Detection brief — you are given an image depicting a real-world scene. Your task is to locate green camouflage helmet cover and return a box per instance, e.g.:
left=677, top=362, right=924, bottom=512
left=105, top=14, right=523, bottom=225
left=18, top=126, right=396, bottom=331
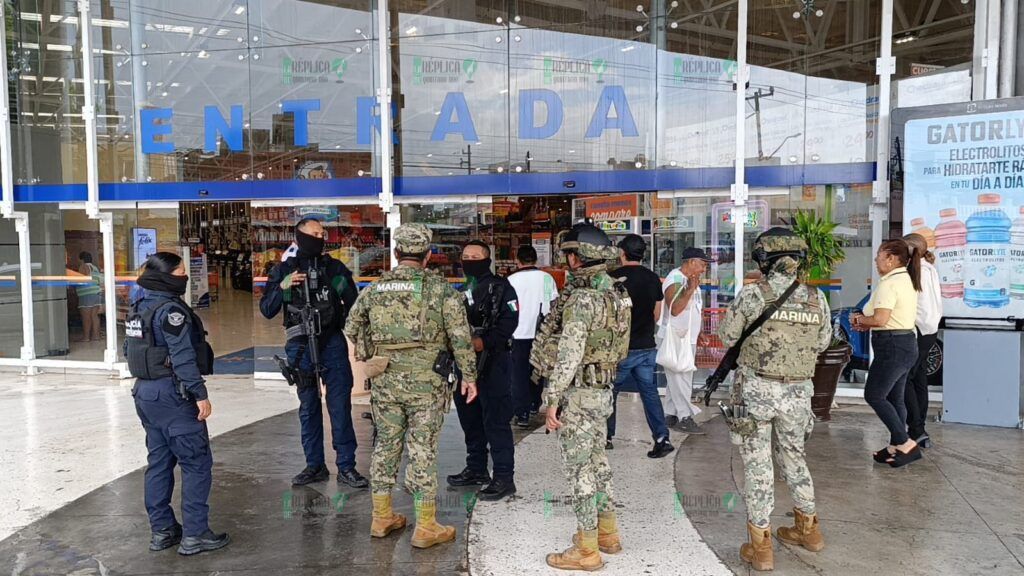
left=753, top=227, right=807, bottom=260
left=560, top=222, right=615, bottom=262
left=394, top=223, right=432, bottom=253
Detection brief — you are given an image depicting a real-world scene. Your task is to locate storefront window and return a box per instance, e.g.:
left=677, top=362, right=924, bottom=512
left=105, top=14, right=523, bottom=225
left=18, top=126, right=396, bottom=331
left=399, top=202, right=487, bottom=279
left=252, top=204, right=389, bottom=373
left=25, top=206, right=104, bottom=360
left=110, top=205, right=183, bottom=361
left=658, top=0, right=738, bottom=169
left=747, top=0, right=879, bottom=166
left=0, top=218, right=25, bottom=359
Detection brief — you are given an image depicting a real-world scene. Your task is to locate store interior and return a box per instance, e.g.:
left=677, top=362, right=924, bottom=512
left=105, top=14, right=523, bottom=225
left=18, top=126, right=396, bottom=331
left=8, top=186, right=872, bottom=376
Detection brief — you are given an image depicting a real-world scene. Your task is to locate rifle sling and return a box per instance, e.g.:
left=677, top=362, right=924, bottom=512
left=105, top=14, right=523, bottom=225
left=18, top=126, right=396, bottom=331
left=732, top=279, right=802, bottom=354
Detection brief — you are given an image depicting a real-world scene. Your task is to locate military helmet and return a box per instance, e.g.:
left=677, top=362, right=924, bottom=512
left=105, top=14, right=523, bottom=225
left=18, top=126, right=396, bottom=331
left=394, top=223, right=432, bottom=254
left=752, top=227, right=807, bottom=268
left=561, top=221, right=615, bottom=262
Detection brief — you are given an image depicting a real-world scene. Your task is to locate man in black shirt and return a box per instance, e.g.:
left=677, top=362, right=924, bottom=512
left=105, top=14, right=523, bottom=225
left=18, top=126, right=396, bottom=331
left=606, top=235, right=673, bottom=459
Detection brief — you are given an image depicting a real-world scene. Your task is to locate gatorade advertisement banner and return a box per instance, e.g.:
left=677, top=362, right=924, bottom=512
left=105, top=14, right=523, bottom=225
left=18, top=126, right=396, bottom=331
left=897, top=99, right=1024, bottom=319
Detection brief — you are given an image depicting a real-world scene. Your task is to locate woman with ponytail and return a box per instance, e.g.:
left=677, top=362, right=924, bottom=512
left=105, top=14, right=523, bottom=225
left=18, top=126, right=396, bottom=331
left=851, top=239, right=922, bottom=468
left=902, top=233, right=942, bottom=448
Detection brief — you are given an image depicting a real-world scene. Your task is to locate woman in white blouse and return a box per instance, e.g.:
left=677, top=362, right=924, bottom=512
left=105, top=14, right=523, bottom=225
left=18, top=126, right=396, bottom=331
left=902, top=233, right=942, bottom=448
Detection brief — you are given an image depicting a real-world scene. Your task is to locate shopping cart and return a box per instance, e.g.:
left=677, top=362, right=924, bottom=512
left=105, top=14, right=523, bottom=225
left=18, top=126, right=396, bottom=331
left=696, top=308, right=728, bottom=369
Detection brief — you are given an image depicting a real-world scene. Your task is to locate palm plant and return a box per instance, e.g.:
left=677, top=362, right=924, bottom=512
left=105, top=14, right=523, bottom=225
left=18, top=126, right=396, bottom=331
left=791, top=209, right=845, bottom=281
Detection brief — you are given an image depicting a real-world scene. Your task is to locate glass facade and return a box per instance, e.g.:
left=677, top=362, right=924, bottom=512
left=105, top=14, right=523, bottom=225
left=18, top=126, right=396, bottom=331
left=0, top=0, right=996, bottom=374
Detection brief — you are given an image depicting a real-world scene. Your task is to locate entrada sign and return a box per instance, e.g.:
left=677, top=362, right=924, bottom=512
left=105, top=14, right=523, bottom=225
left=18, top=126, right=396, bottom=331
left=140, top=86, right=639, bottom=154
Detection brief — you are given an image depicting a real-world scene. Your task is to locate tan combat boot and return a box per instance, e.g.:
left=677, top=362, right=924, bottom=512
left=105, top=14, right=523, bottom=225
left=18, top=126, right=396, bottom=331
left=776, top=508, right=824, bottom=552
left=369, top=494, right=407, bottom=538
left=739, top=522, right=774, bottom=571
left=410, top=497, right=456, bottom=549
left=572, top=511, right=622, bottom=554
left=547, top=530, right=605, bottom=571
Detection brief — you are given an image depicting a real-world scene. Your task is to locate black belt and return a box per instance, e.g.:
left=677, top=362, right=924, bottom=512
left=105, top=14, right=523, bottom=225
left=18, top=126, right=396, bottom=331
left=872, top=330, right=915, bottom=337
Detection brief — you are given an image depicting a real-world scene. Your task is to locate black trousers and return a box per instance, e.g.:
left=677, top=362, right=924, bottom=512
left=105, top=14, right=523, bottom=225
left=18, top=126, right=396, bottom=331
left=905, top=331, right=938, bottom=439
left=454, top=349, right=515, bottom=480
left=864, top=331, right=918, bottom=446
left=511, top=339, right=537, bottom=419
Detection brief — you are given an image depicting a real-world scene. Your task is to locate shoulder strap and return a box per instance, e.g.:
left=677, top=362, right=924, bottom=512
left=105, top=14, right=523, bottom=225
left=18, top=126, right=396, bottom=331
left=734, top=279, right=801, bottom=347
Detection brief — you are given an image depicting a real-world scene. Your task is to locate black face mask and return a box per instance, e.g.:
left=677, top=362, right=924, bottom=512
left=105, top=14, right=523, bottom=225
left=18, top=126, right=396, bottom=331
left=138, top=271, right=189, bottom=296
left=296, top=230, right=325, bottom=258
left=462, top=258, right=492, bottom=278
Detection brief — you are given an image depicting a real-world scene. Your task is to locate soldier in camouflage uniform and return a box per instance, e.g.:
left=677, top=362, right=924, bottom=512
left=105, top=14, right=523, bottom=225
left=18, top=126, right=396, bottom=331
left=344, top=224, right=479, bottom=549
left=717, top=227, right=832, bottom=572
left=542, top=222, right=632, bottom=572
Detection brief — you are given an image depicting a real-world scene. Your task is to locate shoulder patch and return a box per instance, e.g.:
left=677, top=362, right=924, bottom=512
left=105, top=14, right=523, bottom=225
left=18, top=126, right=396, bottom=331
left=162, top=307, right=190, bottom=337
left=168, top=312, right=186, bottom=327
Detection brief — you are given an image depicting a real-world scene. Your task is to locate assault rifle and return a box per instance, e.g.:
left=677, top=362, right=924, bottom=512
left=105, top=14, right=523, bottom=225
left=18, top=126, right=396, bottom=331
left=696, top=279, right=801, bottom=406
left=274, top=261, right=323, bottom=390
left=473, top=282, right=506, bottom=376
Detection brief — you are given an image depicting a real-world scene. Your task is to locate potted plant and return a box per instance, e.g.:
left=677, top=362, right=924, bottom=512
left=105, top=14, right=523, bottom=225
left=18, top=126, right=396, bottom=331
left=791, top=210, right=851, bottom=421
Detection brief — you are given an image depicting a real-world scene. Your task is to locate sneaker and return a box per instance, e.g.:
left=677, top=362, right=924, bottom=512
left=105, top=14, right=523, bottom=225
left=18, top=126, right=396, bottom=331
left=292, top=464, right=329, bottom=486
left=605, top=440, right=614, bottom=450
left=665, top=415, right=679, bottom=427
left=676, top=417, right=705, bottom=435
left=647, top=438, right=675, bottom=459
left=514, top=415, right=532, bottom=429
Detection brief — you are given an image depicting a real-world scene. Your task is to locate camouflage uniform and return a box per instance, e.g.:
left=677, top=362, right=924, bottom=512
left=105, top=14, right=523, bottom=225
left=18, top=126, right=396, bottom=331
left=545, top=248, right=631, bottom=533
left=717, top=254, right=831, bottom=528
left=344, top=225, right=477, bottom=502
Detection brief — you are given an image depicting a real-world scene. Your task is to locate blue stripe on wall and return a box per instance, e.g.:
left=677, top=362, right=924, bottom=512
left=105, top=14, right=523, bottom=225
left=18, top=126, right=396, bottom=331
left=13, top=163, right=875, bottom=203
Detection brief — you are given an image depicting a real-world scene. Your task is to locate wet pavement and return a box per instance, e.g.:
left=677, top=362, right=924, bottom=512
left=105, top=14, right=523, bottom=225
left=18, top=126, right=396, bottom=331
left=676, top=408, right=1024, bottom=576
left=0, top=405, right=537, bottom=576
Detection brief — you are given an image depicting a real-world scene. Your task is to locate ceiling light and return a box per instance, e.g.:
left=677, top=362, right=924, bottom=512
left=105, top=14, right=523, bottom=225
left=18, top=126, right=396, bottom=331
left=406, top=26, right=417, bottom=35
left=234, top=5, right=246, bottom=15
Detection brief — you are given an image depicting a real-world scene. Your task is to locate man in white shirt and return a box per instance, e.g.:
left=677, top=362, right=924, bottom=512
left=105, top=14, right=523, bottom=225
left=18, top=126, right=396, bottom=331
left=661, top=247, right=712, bottom=435
left=507, top=245, right=559, bottom=428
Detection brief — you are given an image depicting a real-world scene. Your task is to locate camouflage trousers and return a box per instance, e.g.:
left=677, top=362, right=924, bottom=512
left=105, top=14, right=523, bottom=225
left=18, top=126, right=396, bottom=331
left=370, top=392, right=446, bottom=500
left=735, top=372, right=816, bottom=528
left=557, top=387, right=616, bottom=532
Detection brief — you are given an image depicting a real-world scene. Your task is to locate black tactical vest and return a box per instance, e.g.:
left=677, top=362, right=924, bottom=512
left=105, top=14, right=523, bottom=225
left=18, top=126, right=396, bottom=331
left=125, top=299, right=214, bottom=379
left=284, top=260, right=340, bottom=336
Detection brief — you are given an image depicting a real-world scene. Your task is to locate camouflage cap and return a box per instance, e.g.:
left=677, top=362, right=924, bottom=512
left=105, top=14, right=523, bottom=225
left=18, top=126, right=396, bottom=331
left=394, top=223, right=432, bottom=253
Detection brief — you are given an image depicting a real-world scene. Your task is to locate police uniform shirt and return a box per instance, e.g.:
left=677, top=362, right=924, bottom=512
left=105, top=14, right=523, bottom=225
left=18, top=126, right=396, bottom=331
left=141, top=294, right=209, bottom=400
left=259, top=254, right=359, bottom=333
left=465, top=273, right=519, bottom=351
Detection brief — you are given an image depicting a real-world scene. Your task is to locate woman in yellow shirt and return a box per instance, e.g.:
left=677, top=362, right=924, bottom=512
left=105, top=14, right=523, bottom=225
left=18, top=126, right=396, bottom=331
left=852, top=239, right=922, bottom=468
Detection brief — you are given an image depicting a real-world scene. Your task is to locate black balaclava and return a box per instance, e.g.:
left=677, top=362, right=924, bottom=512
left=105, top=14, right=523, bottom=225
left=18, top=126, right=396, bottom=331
left=137, top=269, right=188, bottom=296
left=462, top=258, right=492, bottom=279
left=296, top=230, right=325, bottom=258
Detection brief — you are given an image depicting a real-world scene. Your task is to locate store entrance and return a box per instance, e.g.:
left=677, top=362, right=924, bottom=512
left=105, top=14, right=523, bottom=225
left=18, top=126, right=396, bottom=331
left=178, top=201, right=255, bottom=375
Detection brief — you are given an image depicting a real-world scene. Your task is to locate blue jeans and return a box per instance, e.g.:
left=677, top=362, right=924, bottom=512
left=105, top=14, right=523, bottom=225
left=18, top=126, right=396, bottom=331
left=606, top=348, right=670, bottom=442
left=286, top=333, right=358, bottom=472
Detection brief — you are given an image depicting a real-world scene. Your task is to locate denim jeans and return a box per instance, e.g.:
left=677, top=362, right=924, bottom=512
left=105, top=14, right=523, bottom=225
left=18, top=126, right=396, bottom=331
left=606, top=348, right=670, bottom=442
left=905, top=331, right=938, bottom=439
left=864, top=331, right=918, bottom=446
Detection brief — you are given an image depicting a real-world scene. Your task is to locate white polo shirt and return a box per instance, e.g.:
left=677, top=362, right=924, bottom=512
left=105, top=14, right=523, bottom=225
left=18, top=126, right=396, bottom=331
left=507, top=268, right=559, bottom=340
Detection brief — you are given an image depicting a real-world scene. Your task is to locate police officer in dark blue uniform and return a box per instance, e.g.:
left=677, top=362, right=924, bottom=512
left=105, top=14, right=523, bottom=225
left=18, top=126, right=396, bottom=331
left=127, top=252, right=229, bottom=556
left=260, top=218, right=368, bottom=488
left=447, top=240, right=520, bottom=501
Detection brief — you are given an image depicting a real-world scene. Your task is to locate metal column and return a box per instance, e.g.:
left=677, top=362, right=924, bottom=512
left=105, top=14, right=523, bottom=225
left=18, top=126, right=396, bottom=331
left=0, top=2, right=39, bottom=373
left=731, top=0, right=749, bottom=295
left=872, top=0, right=896, bottom=292
left=374, top=0, right=399, bottom=267
left=78, top=0, right=118, bottom=367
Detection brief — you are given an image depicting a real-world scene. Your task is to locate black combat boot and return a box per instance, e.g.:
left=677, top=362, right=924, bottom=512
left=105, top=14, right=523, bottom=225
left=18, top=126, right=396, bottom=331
left=177, top=530, right=231, bottom=556
left=149, top=523, right=182, bottom=551
left=446, top=467, right=491, bottom=487
left=292, top=464, right=329, bottom=486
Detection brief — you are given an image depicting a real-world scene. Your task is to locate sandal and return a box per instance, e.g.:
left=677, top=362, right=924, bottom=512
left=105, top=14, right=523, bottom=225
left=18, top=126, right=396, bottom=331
left=872, top=447, right=894, bottom=464
left=886, top=445, right=922, bottom=468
